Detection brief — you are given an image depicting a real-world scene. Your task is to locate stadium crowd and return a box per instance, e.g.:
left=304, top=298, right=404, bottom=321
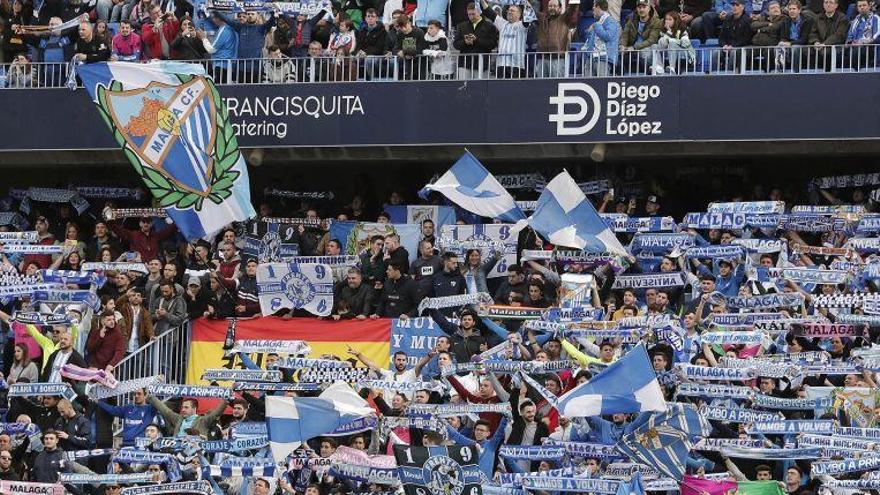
left=0, top=169, right=877, bottom=495
left=2, top=0, right=880, bottom=86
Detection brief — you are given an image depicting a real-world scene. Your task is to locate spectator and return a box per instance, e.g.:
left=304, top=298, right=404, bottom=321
left=96, top=388, right=157, bottom=446
left=692, top=0, right=750, bottom=41
left=777, top=0, right=814, bottom=69
left=117, top=288, right=155, bottom=354
left=581, top=0, right=620, bottom=76
left=453, top=3, right=498, bottom=79
left=6, top=53, right=34, bottom=87
left=263, top=43, right=296, bottom=81
left=106, top=214, right=176, bottom=262
left=85, top=310, right=126, bottom=372
left=422, top=19, right=455, bottom=78
left=845, top=0, right=879, bottom=68
left=289, top=9, right=327, bottom=58
left=808, top=0, right=848, bottom=70
left=205, top=12, right=239, bottom=83
left=0, top=450, right=18, bottom=481
left=171, top=17, right=209, bottom=59
left=410, top=240, right=442, bottom=298
left=206, top=272, right=237, bottom=318
left=481, top=0, right=528, bottom=78
left=218, top=258, right=261, bottom=317
left=20, top=215, right=57, bottom=271
left=651, top=10, right=695, bottom=74
left=96, top=0, right=127, bottom=22
left=356, top=8, right=388, bottom=79
left=415, top=0, right=450, bottom=31
left=535, top=0, right=577, bottom=77
left=7, top=343, right=38, bottom=385
left=111, top=19, right=142, bottom=61
left=332, top=268, right=372, bottom=320
left=328, top=18, right=357, bottom=81
left=620, top=0, right=662, bottom=72
left=393, top=15, right=427, bottom=79
left=184, top=276, right=212, bottom=319
left=461, top=247, right=499, bottom=294
left=20, top=17, right=72, bottom=86
left=53, top=399, right=90, bottom=451
left=31, top=431, right=66, bottom=483
left=751, top=0, right=784, bottom=69
left=430, top=251, right=467, bottom=300
left=147, top=395, right=229, bottom=437
left=219, top=11, right=274, bottom=83
left=719, top=0, right=753, bottom=68
left=371, top=261, right=419, bottom=318
left=383, top=234, right=410, bottom=274
left=149, top=280, right=187, bottom=334
left=40, top=329, right=86, bottom=384
left=128, top=0, right=152, bottom=29
left=141, top=7, right=180, bottom=59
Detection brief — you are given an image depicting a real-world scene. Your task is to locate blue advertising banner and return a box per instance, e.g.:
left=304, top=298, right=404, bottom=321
left=3, top=74, right=880, bottom=150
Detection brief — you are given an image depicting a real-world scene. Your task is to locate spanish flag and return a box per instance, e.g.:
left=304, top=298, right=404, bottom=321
left=186, top=317, right=391, bottom=385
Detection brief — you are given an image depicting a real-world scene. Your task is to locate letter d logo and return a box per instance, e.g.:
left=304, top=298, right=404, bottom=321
left=548, top=82, right=601, bottom=136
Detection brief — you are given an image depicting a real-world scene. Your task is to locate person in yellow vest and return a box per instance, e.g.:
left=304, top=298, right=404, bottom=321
left=0, top=309, right=81, bottom=370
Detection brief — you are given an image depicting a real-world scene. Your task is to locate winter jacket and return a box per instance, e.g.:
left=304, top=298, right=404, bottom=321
left=54, top=413, right=91, bottom=451
left=171, top=32, right=208, bottom=59
left=584, top=11, right=620, bottom=64
left=85, top=325, right=126, bottom=369
left=809, top=10, right=848, bottom=44
left=357, top=23, right=388, bottom=55
left=376, top=276, right=420, bottom=317
left=720, top=12, right=754, bottom=46
left=219, top=274, right=260, bottom=316
left=430, top=268, right=467, bottom=298
left=411, top=255, right=443, bottom=298
left=32, top=448, right=66, bottom=483
left=751, top=12, right=784, bottom=45
left=148, top=396, right=228, bottom=437
left=116, top=296, right=155, bottom=350
left=620, top=11, right=662, bottom=50
left=453, top=17, right=498, bottom=66
left=780, top=14, right=814, bottom=44
left=107, top=222, right=176, bottom=262
left=333, top=282, right=373, bottom=318
left=148, top=293, right=188, bottom=333
left=220, top=12, right=274, bottom=59
left=414, top=0, right=449, bottom=28
left=536, top=4, right=578, bottom=52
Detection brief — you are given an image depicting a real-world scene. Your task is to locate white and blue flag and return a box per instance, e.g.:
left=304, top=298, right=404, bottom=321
left=78, top=61, right=255, bottom=240
left=266, top=393, right=374, bottom=462
left=256, top=262, right=334, bottom=316
left=515, top=170, right=627, bottom=255
left=419, top=151, right=526, bottom=223
left=553, top=344, right=666, bottom=416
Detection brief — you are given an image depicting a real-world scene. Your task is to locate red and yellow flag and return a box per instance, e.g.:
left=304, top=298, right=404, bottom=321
left=186, top=317, right=392, bottom=385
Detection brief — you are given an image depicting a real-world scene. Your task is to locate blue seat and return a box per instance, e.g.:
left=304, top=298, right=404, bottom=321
left=846, top=3, right=856, bottom=19
left=704, top=38, right=720, bottom=47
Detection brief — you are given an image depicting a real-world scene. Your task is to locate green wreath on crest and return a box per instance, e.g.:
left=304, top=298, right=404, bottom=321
left=94, top=73, right=240, bottom=212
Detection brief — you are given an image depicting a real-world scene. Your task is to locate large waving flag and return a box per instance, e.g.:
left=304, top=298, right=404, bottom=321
left=617, top=425, right=691, bottom=480
left=78, top=61, right=255, bottom=240
left=515, top=170, right=627, bottom=254
left=267, top=395, right=374, bottom=462
left=555, top=344, right=666, bottom=416
left=419, top=151, right=525, bottom=223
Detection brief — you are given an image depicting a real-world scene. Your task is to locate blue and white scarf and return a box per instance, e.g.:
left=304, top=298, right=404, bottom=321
left=270, top=357, right=350, bottom=369
left=781, top=267, right=849, bottom=285
left=811, top=455, right=880, bottom=476
left=675, top=383, right=752, bottom=399
left=82, top=262, right=149, bottom=273
left=18, top=187, right=89, bottom=214
left=698, top=406, right=780, bottom=423
left=356, top=380, right=442, bottom=392
left=798, top=434, right=877, bottom=452
left=32, top=289, right=100, bottom=311
left=521, top=477, right=619, bottom=493
left=718, top=446, right=821, bottom=460
left=684, top=212, right=746, bottom=230
left=676, top=364, right=756, bottom=382
left=603, top=215, right=676, bottom=233
left=857, top=215, right=880, bottom=233
left=64, top=448, right=117, bottom=461
left=201, top=369, right=282, bottom=382
left=330, top=463, right=400, bottom=485
left=41, top=269, right=105, bottom=287
left=9, top=382, right=76, bottom=401
left=73, top=186, right=142, bottom=200
left=611, top=272, right=685, bottom=289
left=779, top=214, right=850, bottom=232
left=58, top=472, right=154, bottom=484
left=407, top=402, right=511, bottom=417
left=847, top=237, right=880, bottom=253
left=700, top=331, right=765, bottom=346
left=719, top=292, right=804, bottom=309
left=629, top=233, right=695, bottom=254
left=497, top=467, right=574, bottom=487
left=708, top=201, right=784, bottom=215
left=113, top=449, right=182, bottom=481
left=733, top=238, right=785, bottom=253
left=2, top=244, right=64, bottom=254
left=746, top=420, right=835, bottom=435
left=0, top=231, right=38, bottom=242
left=685, top=245, right=745, bottom=261
left=147, top=384, right=233, bottom=400
left=498, top=445, right=566, bottom=461
left=90, top=376, right=163, bottom=400
left=201, top=436, right=269, bottom=452
left=750, top=394, right=833, bottom=411
left=232, top=382, right=322, bottom=392
left=417, top=292, right=491, bottom=314
left=233, top=339, right=311, bottom=355
left=692, top=437, right=765, bottom=452
left=118, top=481, right=213, bottom=495
left=496, top=173, right=546, bottom=190
left=296, top=367, right=370, bottom=382
left=288, top=255, right=360, bottom=267
left=744, top=215, right=782, bottom=230
left=811, top=172, right=880, bottom=190
left=543, top=440, right=619, bottom=458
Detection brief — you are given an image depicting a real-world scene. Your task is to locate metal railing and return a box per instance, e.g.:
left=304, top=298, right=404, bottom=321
left=2, top=44, right=879, bottom=88
left=112, top=322, right=191, bottom=404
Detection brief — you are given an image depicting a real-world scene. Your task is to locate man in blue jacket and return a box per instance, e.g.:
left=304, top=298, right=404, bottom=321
left=446, top=416, right=509, bottom=480
left=219, top=10, right=275, bottom=83
left=96, top=388, right=157, bottom=447
left=206, top=12, right=239, bottom=83
left=581, top=0, right=619, bottom=75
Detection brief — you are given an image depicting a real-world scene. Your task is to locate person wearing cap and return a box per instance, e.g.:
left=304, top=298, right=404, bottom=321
left=184, top=275, right=211, bottom=319
left=19, top=215, right=58, bottom=272
left=718, top=0, right=753, bottom=68
left=620, top=0, right=661, bottom=72
left=691, top=0, right=752, bottom=42
left=645, top=194, right=662, bottom=215
left=105, top=209, right=177, bottom=264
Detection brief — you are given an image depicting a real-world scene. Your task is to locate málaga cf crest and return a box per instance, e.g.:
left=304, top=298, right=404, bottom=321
left=94, top=74, right=240, bottom=212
